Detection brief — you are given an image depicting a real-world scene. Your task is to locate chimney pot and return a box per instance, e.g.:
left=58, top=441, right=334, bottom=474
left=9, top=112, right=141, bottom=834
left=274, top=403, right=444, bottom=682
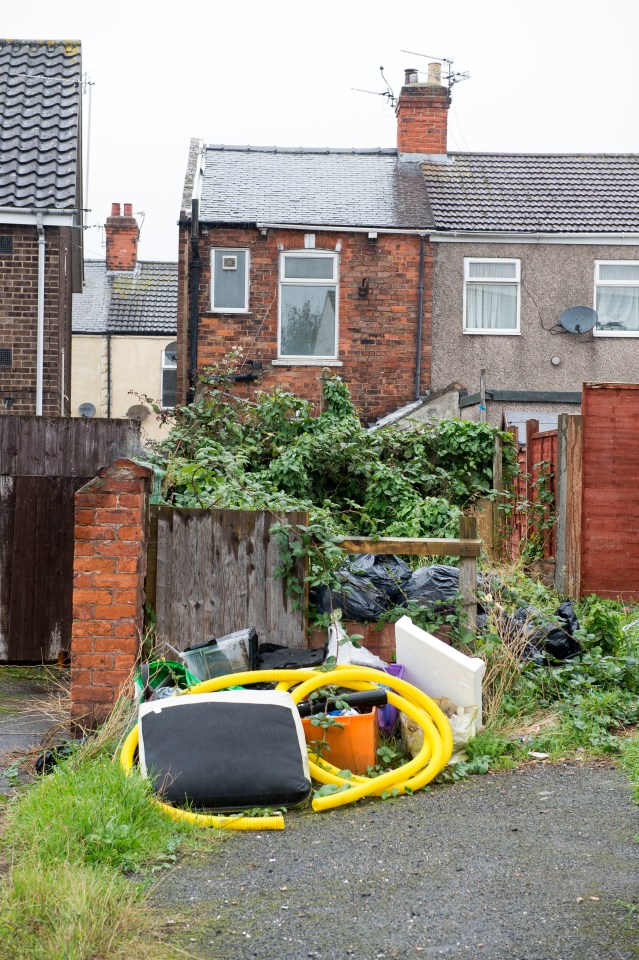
left=404, top=67, right=419, bottom=85
left=427, top=62, right=442, bottom=85
left=123, top=203, right=133, bottom=217
left=111, top=202, right=121, bottom=217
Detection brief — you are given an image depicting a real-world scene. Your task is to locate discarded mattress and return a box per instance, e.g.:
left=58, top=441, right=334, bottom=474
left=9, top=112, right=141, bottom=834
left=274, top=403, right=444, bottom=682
left=138, top=690, right=312, bottom=811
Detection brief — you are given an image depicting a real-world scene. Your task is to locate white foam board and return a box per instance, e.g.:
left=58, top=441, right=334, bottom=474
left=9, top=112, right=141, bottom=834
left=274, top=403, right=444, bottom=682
left=394, top=615, right=486, bottom=728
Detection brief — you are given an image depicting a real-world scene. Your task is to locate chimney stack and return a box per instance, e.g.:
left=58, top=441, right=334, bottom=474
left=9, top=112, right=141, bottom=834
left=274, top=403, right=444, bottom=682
left=105, top=202, right=139, bottom=271
left=396, top=62, right=450, bottom=156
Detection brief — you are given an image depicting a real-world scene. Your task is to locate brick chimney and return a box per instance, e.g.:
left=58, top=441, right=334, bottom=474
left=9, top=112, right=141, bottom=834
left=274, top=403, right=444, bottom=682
left=105, top=202, right=139, bottom=271
left=396, top=63, right=450, bottom=155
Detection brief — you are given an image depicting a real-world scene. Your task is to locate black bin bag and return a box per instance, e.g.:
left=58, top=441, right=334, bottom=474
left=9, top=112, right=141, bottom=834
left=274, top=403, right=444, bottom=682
left=138, top=691, right=312, bottom=811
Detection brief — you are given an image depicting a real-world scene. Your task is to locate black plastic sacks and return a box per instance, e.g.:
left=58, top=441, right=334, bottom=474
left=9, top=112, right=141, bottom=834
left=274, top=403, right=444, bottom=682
left=402, top=565, right=460, bottom=607
left=310, top=554, right=411, bottom=621
left=477, top=600, right=581, bottom=663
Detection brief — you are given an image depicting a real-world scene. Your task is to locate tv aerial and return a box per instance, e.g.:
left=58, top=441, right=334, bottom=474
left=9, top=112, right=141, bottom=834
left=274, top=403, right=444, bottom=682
left=400, top=50, right=470, bottom=93
left=559, top=306, right=597, bottom=334
left=352, top=66, right=397, bottom=109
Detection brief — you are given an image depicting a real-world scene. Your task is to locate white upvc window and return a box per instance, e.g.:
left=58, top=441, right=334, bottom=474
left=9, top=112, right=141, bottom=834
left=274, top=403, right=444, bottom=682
left=161, top=341, right=178, bottom=409
left=594, top=261, right=639, bottom=336
left=463, top=258, right=520, bottom=335
left=211, top=248, right=250, bottom=312
left=278, top=251, right=339, bottom=360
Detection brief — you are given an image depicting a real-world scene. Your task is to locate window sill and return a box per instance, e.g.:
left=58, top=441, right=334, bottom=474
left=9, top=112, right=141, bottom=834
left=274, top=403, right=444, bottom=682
left=463, top=329, right=520, bottom=336
left=207, top=308, right=251, bottom=315
left=272, top=359, right=343, bottom=367
left=593, top=330, right=639, bottom=337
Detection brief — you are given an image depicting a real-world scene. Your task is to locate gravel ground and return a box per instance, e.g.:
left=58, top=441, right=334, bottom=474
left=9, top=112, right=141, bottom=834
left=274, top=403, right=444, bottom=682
left=153, top=763, right=639, bottom=960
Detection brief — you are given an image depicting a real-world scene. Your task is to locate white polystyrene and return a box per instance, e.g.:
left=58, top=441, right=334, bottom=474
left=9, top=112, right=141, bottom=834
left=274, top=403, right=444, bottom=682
left=394, top=615, right=486, bottom=728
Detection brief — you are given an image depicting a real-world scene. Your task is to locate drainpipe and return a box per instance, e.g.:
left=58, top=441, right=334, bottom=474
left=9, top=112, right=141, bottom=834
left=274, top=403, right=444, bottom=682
left=36, top=214, right=46, bottom=415
left=106, top=332, right=112, bottom=418
left=187, top=198, right=201, bottom=404
left=415, top=234, right=426, bottom=400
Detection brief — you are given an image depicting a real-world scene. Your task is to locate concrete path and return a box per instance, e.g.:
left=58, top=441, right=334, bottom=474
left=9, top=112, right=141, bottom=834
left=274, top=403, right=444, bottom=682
left=0, top=668, right=63, bottom=794
left=154, top=763, right=639, bottom=960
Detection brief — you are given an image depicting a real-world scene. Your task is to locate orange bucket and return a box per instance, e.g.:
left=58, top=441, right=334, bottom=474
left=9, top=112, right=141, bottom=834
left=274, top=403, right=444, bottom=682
left=302, top=709, right=379, bottom=775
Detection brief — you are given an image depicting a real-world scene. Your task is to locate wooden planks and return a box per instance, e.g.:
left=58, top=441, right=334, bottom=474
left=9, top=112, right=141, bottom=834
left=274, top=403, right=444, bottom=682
left=339, top=537, right=481, bottom=558
left=0, top=416, right=141, bottom=477
left=155, top=508, right=308, bottom=650
left=580, top=384, right=639, bottom=599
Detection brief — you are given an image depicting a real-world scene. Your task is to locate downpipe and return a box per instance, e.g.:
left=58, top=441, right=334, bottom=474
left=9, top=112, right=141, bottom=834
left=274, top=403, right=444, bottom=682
left=36, top=214, right=45, bottom=415
left=415, top=234, right=426, bottom=400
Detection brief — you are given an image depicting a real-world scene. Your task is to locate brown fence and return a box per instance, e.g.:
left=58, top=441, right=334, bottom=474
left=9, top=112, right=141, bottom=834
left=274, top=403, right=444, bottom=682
left=504, top=420, right=558, bottom=560
left=580, top=384, right=639, bottom=599
left=148, top=506, right=308, bottom=651
left=0, top=416, right=141, bottom=661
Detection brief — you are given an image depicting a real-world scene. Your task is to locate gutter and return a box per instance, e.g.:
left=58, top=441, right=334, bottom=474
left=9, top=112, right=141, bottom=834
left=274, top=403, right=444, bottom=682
left=415, top=234, right=426, bottom=399
left=429, top=230, right=639, bottom=245
left=35, top=214, right=45, bottom=416
left=255, top=222, right=430, bottom=236
left=187, top=198, right=201, bottom=403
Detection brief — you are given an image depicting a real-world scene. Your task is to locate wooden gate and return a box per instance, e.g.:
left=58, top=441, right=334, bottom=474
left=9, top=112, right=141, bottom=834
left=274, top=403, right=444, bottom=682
left=0, top=417, right=141, bottom=661
left=505, top=420, right=558, bottom=559
left=580, top=383, right=639, bottom=599
left=149, top=507, right=308, bottom=651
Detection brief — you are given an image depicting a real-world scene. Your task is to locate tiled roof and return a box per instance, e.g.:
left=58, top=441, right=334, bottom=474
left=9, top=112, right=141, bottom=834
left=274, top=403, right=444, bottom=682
left=422, top=153, right=639, bottom=233
left=199, top=146, right=433, bottom=229
left=72, top=261, right=178, bottom=336
left=0, top=39, right=82, bottom=209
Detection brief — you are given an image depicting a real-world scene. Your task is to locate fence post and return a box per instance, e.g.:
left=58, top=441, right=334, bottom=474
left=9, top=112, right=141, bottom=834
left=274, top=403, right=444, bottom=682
left=554, top=414, right=583, bottom=597
left=459, top=514, right=478, bottom=634
left=492, top=433, right=504, bottom=558
left=70, top=458, right=152, bottom=729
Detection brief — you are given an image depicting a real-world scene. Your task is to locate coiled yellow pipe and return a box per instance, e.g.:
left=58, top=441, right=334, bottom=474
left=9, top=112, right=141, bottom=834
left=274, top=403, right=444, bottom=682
left=120, top=666, right=452, bottom=828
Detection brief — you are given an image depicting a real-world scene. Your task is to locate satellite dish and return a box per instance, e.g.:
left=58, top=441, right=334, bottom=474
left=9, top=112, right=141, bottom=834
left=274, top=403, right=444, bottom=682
left=78, top=402, right=96, bottom=418
left=559, top=306, right=597, bottom=334
left=126, top=403, right=151, bottom=422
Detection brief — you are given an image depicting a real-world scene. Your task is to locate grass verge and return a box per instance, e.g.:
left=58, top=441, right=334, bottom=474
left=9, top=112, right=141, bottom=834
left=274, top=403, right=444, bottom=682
left=0, top=694, right=205, bottom=960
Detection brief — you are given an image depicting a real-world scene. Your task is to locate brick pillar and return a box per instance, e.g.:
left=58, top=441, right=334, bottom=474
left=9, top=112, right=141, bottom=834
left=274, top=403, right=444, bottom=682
left=70, top=458, right=152, bottom=728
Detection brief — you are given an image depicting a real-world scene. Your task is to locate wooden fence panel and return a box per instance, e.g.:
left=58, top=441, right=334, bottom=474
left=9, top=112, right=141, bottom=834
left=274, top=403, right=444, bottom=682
left=581, top=383, right=639, bottom=599
left=0, top=416, right=142, bottom=661
left=154, top=507, right=308, bottom=651
left=504, top=424, right=558, bottom=559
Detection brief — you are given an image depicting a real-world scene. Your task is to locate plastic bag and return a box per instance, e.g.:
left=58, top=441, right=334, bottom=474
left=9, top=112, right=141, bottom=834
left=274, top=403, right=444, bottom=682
left=348, top=554, right=411, bottom=604
left=309, top=567, right=390, bottom=623
left=327, top=621, right=387, bottom=669
left=402, top=564, right=460, bottom=606
left=513, top=603, right=580, bottom=662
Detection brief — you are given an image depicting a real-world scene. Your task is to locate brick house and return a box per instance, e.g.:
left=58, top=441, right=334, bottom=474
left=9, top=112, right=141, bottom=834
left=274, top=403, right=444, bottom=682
left=72, top=203, right=177, bottom=441
left=0, top=39, right=84, bottom=416
left=177, top=67, right=449, bottom=422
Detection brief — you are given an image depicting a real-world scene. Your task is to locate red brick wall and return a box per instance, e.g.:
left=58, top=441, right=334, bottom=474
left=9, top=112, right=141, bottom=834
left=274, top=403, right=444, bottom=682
left=70, top=458, right=152, bottom=727
left=178, top=227, right=433, bottom=422
left=0, top=223, right=72, bottom=416
left=105, top=203, right=138, bottom=272
left=396, top=84, right=450, bottom=155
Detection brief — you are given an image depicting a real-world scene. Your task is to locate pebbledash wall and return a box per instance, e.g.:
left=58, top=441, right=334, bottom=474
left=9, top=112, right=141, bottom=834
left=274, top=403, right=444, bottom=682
left=176, top=225, right=432, bottom=422
left=0, top=223, right=73, bottom=416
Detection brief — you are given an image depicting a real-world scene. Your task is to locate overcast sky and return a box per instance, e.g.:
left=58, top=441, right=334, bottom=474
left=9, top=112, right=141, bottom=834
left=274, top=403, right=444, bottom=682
left=5, top=0, right=639, bottom=262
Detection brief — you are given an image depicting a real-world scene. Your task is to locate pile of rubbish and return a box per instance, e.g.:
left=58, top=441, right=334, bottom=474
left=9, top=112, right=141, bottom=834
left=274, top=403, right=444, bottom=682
left=311, top=554, right=581, bottom=664
left=117, top=616, right=486, bottom=831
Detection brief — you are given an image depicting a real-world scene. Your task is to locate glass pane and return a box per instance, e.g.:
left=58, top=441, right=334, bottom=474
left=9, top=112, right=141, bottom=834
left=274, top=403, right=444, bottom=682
left=466, top=283, right=518, bottom=329
left=284, top=256, right=334, bottom=280
left=163, top=341, right=178, bottom=366
left=598, top=263, right=639, bottom=282
left=162, top=368, right=177, bottom=407
left=468, top=261, right=517, bottom=280
left=596, top=286, right=639, bottom=332
left=280, top=284, right=337, bottom=356
left=213, top=250, right=247, bottom=309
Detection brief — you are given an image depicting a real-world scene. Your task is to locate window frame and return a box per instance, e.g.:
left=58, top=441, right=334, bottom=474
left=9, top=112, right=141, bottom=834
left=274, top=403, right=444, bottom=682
left=593, top=260, right=639, bottom=337
left=277, top=249, right=340, bottom=361
left=160, top=340, right=178, bottom=410
left=210, top=248, right=250, bottom=313
left=463, top=257, right=521, bottom=336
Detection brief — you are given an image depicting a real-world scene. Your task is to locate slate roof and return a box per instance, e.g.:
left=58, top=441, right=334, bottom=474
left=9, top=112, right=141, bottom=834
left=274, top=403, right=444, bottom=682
left=0, top=39, right=82, bottom=209
left=72, top=261, right=178, bottom=336
left=199, top=146, right=432, bottom=229
left=422, top=153, right=639, bottom=233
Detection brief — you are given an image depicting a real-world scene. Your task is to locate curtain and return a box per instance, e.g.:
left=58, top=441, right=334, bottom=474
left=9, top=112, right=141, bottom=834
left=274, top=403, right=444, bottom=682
left=466, top=283, right=518, bottom=330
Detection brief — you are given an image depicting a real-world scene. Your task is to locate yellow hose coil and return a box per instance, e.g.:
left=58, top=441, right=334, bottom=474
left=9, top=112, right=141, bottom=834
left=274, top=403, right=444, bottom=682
left=120, top=666, right=453, bottom=828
